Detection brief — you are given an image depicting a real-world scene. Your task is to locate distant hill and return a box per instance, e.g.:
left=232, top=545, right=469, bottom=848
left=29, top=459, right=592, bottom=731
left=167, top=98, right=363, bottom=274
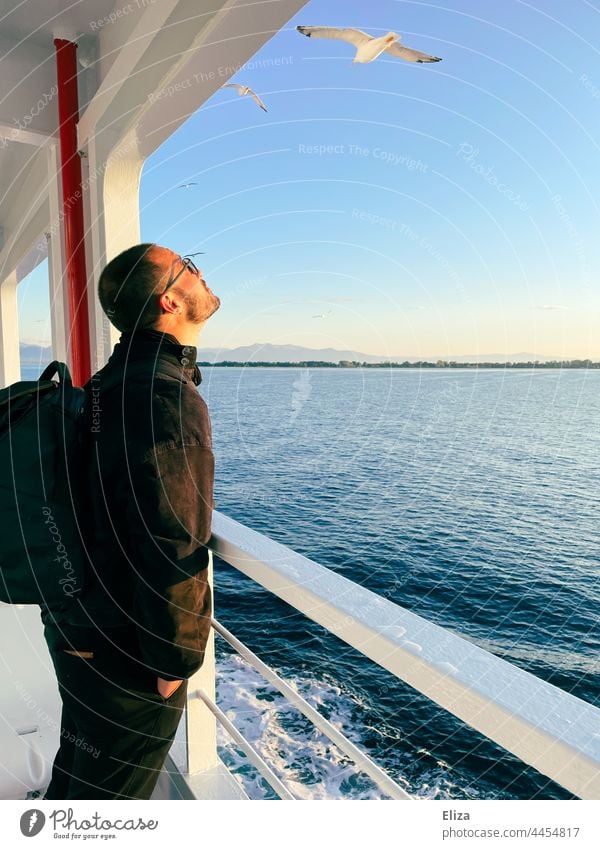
left=20, top=342, right=52, bottom=363
left=199, top=342, right=380, bottom=363
left=19, top=340, right=572, bottom=366
left=198, top=343, right=557, bottom=364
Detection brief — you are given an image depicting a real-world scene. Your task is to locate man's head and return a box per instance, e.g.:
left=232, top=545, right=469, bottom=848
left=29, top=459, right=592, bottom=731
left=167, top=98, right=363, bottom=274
left=98, top=243, right=220, bottom=343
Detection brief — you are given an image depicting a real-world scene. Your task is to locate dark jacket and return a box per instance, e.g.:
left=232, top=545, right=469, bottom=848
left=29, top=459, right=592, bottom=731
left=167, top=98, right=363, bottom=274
left=42, top=329, right=214, bottom=681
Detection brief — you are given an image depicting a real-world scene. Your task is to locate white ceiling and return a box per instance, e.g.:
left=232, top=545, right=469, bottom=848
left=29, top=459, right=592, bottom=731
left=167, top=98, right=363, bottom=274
left=0, top=0, right=117, bottom=45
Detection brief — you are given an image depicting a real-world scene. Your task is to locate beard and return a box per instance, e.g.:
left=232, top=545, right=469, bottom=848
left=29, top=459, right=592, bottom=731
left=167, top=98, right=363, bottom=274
left=182, top=289, right=220, bottom=324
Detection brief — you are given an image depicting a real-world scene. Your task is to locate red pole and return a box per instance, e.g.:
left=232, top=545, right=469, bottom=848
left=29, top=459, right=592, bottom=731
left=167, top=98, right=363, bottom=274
left=54, top=38, right=91, bottom=387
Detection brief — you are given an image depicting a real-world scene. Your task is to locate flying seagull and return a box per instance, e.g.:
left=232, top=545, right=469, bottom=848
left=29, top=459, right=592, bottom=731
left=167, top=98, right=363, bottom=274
left=176, top=182, right=198, bottom=189
left=312, top=310, right=334, bottom=318
left=296, top=26, right=442, bottom=64
left=222, top=83, right=268, bottom=112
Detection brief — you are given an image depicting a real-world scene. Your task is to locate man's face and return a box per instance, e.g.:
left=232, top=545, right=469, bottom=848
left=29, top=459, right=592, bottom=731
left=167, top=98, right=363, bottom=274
left=153, top=246, right=220, bottom=324
left=182, top=280, right=220, bottom=323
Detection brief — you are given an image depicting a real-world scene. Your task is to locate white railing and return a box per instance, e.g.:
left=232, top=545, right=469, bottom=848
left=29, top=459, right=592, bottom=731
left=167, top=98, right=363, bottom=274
left=194, top=686, right=295, bottom=799
left=198, top=619, right=411, bottom=799
left=208, top=510, right=600, bottom=800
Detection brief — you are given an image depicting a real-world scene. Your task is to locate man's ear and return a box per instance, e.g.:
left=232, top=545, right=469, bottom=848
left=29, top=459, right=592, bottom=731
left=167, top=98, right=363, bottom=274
left=158, top=291, right=180, bottom=315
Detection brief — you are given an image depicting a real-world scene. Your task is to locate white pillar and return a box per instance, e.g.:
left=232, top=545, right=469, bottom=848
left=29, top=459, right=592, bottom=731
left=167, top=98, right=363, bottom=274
left=0, top=270, right=21, bottom=387
left=171, top=552, right=218, bottom=777
left=46, top=230, right=68, bottom=365
left=46, top=144, right=69, bottom=366
left=82, top=131, right=144, bottom=371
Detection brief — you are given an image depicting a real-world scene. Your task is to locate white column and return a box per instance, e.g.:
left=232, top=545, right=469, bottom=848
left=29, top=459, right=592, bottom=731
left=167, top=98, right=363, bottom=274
left=46, top=230, right=68, bottom=365
left=82, top=131, right=144, bottom=372
left=0, top=270, right=21, bottom=387
left=46, top=144, right=69, bottom=366
left=171, top=552, right=218, bottom=777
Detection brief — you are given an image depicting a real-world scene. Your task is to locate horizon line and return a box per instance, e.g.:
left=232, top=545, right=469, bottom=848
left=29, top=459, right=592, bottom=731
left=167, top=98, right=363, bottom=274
left=19, top=340, right=600, bottom=361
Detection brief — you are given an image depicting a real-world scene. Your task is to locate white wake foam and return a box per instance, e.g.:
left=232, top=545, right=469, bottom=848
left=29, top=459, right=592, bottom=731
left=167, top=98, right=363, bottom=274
left=215, top=652, right=479, bottom=800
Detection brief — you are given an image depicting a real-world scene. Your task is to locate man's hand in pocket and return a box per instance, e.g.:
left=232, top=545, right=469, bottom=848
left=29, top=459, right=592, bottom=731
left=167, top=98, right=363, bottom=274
left=156, top=677, right=184, bottom=699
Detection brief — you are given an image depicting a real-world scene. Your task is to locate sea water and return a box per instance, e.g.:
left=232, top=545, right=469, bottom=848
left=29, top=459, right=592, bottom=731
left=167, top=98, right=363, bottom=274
left=200, top=367, right=600, bottom=800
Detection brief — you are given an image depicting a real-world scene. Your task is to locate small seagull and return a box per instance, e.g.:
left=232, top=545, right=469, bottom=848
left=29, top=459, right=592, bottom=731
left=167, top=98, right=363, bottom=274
left=176, top=182, right=198, bottom=189
left=222, top=83, right=268, bottom=112
left=312, top=310, right=334, bottom=318
left=296, top=26, right=442, bottom=64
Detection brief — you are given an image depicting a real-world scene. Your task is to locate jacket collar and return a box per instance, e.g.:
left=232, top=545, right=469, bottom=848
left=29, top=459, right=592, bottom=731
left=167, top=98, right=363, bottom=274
left=107, top=328, right=202, bottom=385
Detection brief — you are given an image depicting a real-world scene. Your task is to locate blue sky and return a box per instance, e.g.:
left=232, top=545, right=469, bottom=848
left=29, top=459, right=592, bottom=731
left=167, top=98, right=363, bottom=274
left=20, top=0, right=600, bottom=357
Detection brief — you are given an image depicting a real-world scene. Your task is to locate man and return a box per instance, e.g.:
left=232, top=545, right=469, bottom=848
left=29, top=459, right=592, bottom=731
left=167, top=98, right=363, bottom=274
left=41, top=243, right=220, bottom=799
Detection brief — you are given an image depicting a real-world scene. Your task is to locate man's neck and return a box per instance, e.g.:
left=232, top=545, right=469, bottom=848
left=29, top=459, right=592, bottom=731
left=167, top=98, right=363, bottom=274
left=152, top=321, right=202, bottom=347
left=174, top=329, right=201, bottom=346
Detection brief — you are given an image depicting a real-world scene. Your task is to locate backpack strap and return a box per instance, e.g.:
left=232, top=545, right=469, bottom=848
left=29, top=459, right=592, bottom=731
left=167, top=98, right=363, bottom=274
left=39, top=361, right=73, bottom=386
left=0, top=361, right=70, bottom=410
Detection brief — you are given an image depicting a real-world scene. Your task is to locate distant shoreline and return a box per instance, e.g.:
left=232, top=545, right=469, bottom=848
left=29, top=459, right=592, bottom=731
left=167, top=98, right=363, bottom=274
left=198, top=359, right=599, bottom=369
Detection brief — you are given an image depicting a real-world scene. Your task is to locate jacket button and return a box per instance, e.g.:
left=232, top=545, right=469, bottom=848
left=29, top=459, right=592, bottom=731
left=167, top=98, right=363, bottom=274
left=181, top=357, right=189, bottom=366
left=182, top=346, right=194, bottom=355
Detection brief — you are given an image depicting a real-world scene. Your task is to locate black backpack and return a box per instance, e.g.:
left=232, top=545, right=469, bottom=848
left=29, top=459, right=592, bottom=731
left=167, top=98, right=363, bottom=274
left=0, top=362, right=88, bottom=608
left=0, top=357, right=188, bottom=609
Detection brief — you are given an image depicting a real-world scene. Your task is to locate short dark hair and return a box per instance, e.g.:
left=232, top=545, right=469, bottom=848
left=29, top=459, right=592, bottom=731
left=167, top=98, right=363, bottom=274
left=98, top=243, right=164, bottom=332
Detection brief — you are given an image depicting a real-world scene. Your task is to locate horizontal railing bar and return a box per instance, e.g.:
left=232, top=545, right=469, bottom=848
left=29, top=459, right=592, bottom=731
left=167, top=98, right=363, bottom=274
left=192, top=688, right=295, bottom=801
left=208, top=510, right=600, bottom=800
left=213, top=617, right=411, bottom=800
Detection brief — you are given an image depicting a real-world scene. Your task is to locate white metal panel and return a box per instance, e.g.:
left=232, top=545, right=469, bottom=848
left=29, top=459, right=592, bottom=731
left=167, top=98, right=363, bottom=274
left=0, top=603, right=61, bottom=797
left=0, top=146, right=50, bottom=284
left=0, top=270, right=20, bottom=385
left=182, top=758, right=249, bottom=800
left=0, top=0, right=116, bottom=43
left=0, top=125, right=52, bottom=147
left=0, top=34, right=58, bottom=140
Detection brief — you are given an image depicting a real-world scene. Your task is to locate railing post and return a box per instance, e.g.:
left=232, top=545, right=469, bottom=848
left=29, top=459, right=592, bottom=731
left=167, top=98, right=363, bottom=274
left=171, top=551, right=218, bottom=776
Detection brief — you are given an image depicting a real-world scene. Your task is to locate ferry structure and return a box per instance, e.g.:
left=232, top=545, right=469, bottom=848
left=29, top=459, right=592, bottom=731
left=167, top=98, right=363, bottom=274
left=0, top=0, right=598, bottom=801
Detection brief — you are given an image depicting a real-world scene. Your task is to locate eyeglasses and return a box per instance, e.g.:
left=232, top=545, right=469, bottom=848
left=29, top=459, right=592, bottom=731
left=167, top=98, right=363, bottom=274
left=163, top=252, right=205, bottom=293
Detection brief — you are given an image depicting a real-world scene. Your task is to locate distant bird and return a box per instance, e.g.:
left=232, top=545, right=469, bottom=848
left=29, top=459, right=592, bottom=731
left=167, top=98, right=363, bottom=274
left=222, top=83, right=268, bottom=112
left=176, top=182, right=198, bottom=189
left=296, top=26, right=442, bottom=64
left=312, top=310, right=333, bottom=318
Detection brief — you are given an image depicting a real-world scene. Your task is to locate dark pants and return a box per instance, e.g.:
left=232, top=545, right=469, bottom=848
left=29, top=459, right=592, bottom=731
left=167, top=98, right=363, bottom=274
left=43, top=624, right=188, bottom=800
